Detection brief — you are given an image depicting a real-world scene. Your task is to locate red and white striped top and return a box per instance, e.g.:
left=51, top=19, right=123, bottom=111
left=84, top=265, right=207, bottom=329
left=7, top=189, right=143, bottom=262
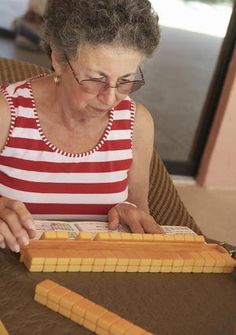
left=0, top=79, right=135, bottom=221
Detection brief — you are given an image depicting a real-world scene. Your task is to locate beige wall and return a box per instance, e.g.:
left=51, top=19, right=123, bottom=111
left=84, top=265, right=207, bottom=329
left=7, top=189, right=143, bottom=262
left=197, top=47, right=236, bottom=189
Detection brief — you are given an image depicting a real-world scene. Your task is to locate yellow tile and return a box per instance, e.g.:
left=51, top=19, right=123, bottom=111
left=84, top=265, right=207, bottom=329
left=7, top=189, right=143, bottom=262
left=69, top=258, right=82, bottom=265
left=192, top=266, right=204, bottom=273
left=92, top=265, right=105, bottom=272
left=163, top=234, right=175, bottom=241
left=120, top=233, right=133, bottom=240
left=195, top=235, right=205, bottom=242
left=43, top=265, right=56, bottom=272
left=115, top=265, right=128, bottom=272
left=56, top=231, right=69, bottom=239
left=151, top=259, right=162, bottom=266
left=35, top=279, right=58, bottom=297
left=80, top=265, right=93, bottom=272
left=60, top=292, right=83, bottom=311
left=109, top=233, right=122, bottom=240
left=171, top=266, right=183, bottom=273
left=184, top=234, right=195, bottom=241
left=143, top=234, right=154, bottom=241
left=182, top=266, right=194, bottom=273
left=160, top=266, right=172, bottom=273
left=96, top=327, right=109, bottom=335
left=76, top=232, right=93, bottom=240
left=149, top=266, right=161, bottom=272
left=123, top=324, right=147, bottom=334
left=153, top=234, right=164, bottom=241
left=0, top=320, right=9, bottom=335
left=34, top=293, right=47, bottom=305
left=55, top=265, right=68, bottom=272
left=127, top=266, right=139, bottom=272
left=44, top=257, right=57, bottom=265
left=47, top=300, right=59, bottom=312
left=29, top=264, right=44, bottom=272
left=94, top=233, right=110, bottom=240
left=173, top=234, right=185, bottom=242
left=131, top=234, right=143, bottom=241
left=81, top=258, right=94, bottom=265
left=85, top=303, right=107, bottom=324
left=47, top=286, right=71, bottom=304
left=138, top=266, right=150, bottom=272
left=96, top=311, right=120, bottom=330
left=83, top=319, right=96, bottom=332
left=57, top=258, right=70, bottom=265
left=202, top=266, right=214, bottom=273
left=58, top=306, right=71, bottom=318
left=72, top=299, right=95, bottom=318
left=40, top=231, right=57, bottom=239
left=104, top=265, right=116, bottom=272
left=109, top=318, right=134, bottom=335
left=94, top=258, right=106, bottom=266
left=68, top=265, right=81, bottom=272
left=70, top=313, right=84, bottom=325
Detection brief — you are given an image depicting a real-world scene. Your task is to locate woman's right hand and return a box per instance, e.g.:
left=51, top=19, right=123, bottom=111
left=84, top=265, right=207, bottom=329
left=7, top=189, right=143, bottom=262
left=0, top=196, right=36, bottom=252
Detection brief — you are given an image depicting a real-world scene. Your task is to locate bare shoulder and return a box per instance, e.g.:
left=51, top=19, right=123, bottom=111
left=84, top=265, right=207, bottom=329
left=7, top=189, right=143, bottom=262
left=0, top=92, right=11, bottom=151
left=133, top=102, right=154, bottom=145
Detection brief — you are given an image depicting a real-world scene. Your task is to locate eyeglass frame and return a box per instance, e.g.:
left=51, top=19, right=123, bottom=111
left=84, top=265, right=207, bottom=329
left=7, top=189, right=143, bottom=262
left=65, top=55, right=145, bottom=95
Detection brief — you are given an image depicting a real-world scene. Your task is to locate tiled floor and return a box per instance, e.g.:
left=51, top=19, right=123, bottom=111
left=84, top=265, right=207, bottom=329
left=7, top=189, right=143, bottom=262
left=175, top=183, right=236, bottom=246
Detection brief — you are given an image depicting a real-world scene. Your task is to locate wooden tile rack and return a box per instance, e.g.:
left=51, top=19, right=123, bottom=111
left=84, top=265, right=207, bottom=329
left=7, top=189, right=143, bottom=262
left=35, top=279, right=152, bottom=335
left=20, top=232, right=236, bottom=273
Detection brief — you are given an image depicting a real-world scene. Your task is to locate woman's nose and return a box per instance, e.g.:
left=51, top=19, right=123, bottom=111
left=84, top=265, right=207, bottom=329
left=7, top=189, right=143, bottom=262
left=98, top=87, right=117, bottom=106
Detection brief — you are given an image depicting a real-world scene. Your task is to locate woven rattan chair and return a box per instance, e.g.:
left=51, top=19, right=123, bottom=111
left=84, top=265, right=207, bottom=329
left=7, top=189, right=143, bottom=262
left=0, top=56, right=201, bottom=234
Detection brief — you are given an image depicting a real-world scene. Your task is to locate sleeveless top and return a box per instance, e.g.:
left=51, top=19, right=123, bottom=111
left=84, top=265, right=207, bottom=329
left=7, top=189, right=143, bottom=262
left=0, top=78, right=135, bottom=221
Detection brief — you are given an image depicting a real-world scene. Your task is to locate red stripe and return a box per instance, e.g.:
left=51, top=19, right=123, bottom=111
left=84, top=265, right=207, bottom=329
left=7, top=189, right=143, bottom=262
left=0, top=172, right=128, bottom=194
left=115, top=100, right=131, bottom=110
left=11, top=96, right=34, bottom=108
left=111, top=119, right=131, bottom=130
left=15, top=117, right=37, bottom=129
left=0, top=156, right=132, bottom=173
left=6, top=138, right=52, bottom=151
left=26, top=203, right=114, bottom=215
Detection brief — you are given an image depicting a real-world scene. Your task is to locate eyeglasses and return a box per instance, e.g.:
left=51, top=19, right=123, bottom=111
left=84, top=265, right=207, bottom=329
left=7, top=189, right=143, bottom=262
left=65, top=55, right=145, bottom=95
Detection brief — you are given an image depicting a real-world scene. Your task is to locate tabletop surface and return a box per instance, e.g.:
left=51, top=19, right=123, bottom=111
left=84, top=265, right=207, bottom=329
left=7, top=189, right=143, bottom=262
left=0, top=248, right=236, bottom=335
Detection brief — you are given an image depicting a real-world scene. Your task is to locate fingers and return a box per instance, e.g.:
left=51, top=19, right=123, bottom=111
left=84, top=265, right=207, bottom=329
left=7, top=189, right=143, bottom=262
left=0, top=234, right=6, bottom=249
left=107, top=207, right=120, bottom=230
left=141, top=215, right=165, bottom=234
left=112, top=203, right=164, bottom=234
left=0, top=219, right=21, bottom=252
left=0, top=198, right=36, bottom=251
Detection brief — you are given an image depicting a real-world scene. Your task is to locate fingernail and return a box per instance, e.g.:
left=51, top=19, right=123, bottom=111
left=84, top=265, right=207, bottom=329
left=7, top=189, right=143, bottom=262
left=21, top=236, right=29, bottom=246
left=26, top=219, right=35, bottom=230
left=0, top=242, right=6, bottom=249
left=12, top=244, right=20, bottom=253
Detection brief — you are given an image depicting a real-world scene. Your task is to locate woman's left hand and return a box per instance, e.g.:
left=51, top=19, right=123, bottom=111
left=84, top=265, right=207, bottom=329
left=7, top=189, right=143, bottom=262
left=108, top=202, right=164, bottom=234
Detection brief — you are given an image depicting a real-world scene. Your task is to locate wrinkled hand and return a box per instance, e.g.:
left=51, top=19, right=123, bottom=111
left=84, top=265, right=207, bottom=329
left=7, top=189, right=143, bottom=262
left=108, top=202, right=164, bottom=234
left=0, top=196, right=36, bottom=252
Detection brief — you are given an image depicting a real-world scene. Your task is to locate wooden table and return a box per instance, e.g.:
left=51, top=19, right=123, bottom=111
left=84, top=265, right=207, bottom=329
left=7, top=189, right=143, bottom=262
left=0, top=246, right=235, bottom=335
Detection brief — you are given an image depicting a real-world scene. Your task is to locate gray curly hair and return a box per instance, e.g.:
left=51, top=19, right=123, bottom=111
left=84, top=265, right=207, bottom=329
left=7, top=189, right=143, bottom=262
left=41, top=0, right=160, bottom=64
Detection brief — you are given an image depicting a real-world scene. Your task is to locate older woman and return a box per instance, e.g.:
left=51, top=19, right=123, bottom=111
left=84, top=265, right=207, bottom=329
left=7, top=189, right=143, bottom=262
left=0, top=0, right=162, bottom=252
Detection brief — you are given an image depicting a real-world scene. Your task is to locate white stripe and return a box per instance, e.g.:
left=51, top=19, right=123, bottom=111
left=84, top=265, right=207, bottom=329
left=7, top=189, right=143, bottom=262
left=113, top=110, right=131, bottom=120
left=11, top=128, right=41, bottom=140
left=10, top=87, right=32, bottom=98
left=2, top=147, right=132, bottom=162
left=5, top=81, right=26, bottom=96
left=0, top=185, right=128, bottom=204
left=107, top=129, right=132, bottom=140
left=17, top=106, right=36, bottom=118
left=0, top=164, right=127, bottom=183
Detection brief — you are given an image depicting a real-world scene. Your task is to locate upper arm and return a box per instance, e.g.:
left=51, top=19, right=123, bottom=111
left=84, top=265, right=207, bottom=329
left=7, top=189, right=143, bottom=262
left=128, top=102, right=154, bottom=212
left=0, top=92, right=11, bottom=151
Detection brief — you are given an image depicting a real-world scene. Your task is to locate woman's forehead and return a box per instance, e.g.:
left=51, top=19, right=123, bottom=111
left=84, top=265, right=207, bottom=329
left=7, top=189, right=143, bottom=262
left=76, top=43, right=144, bottom=72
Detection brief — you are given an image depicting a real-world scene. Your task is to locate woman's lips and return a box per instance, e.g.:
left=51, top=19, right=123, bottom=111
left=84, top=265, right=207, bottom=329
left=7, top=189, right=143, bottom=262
left=90, top=106, right=110, bottom=113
